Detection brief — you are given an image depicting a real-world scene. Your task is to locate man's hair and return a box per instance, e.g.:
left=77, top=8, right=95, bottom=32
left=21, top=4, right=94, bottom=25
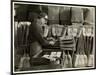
left=38, top=12, right=47, bottom=19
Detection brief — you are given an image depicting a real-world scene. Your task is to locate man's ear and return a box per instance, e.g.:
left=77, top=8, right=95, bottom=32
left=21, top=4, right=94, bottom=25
left=36, top=19, right=42, bottom=25
left=44, top=15, right=48, bottom=20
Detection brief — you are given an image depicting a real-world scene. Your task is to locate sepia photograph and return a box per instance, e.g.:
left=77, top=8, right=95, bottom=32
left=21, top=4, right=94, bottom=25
left=11, top=0, right=96, bottom=74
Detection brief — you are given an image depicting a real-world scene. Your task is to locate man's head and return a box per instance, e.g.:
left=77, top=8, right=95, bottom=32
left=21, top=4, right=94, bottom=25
left=38, top=12, right=48, bottom=25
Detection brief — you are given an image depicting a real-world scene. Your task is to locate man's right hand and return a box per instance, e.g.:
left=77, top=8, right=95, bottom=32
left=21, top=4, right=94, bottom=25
left=49, top=41, right=55, bottom=46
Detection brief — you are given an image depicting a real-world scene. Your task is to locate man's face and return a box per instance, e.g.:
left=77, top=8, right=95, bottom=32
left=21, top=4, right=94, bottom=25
left=40, top=15, right=48, bottom=25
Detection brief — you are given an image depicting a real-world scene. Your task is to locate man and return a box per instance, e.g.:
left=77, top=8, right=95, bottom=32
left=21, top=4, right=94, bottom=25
left=28, top=12, right=54, bottom=59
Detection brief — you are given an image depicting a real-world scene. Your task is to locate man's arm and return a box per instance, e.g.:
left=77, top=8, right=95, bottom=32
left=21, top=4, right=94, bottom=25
left=31, top=21, right=49, bottom=46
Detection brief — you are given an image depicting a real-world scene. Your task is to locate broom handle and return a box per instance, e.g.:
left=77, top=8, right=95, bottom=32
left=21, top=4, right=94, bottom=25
left=62, top=27, right=67, bottom=37
left=76, top=37, right=78, bottom=54
left=89, top=36, right=92, bottom=54
left=72, top=38, right=75, bottom=58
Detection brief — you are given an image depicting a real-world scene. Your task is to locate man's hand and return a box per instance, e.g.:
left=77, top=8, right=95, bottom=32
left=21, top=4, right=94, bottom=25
left=49, top=41, right=55, bottom=45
